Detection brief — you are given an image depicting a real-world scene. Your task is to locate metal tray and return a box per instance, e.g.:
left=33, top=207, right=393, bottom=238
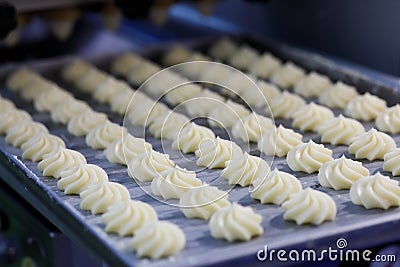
left=1, top=35, right=400, bottom=267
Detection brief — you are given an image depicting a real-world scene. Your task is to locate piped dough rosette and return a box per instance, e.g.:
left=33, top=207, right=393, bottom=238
left=318, top=156, right=369, bottom=190
left=287, top=140, right=333, bottom=173
left=350, top=173, right=400, bottom=209
left=282, top=188, right=336, bottom=225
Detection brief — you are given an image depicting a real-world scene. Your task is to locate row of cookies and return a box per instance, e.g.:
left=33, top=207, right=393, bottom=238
left=5, top=69, right=187, bottom=259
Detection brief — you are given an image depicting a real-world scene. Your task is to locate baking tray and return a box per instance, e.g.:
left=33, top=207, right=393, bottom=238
left=1, top=35, right=400, bottom=267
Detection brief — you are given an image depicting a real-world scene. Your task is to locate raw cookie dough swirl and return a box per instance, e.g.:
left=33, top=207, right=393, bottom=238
left=74, top=69, right=109, bottom=93
left=232, top=112, right=274, bottom=143
left=209, top=203, right=263, bottom=242
left=344, top=92, right=387, bottom=121
left=294, top=72, right=332, bottom=98
left=317, top=115, right=365, bottom=145
left=51, top=98, right=90, bottom=124
left=67, top=109, right=108, bottom=137
left=318, top=156, right=370, bottom=190
left=184, top=89, right=225, bottom=117
left=375, top=104, right=400, bottom=134
left=249, top=53, right=282, bottom=79
left=149, top=112, right=189, bottom=140
left=0, top=109, right=31, bottom=134
left=241, top=80, right=280, bottom=108
left=151, top=167, right=202, bottom=200
left=208, top=38, right=237, bottom=61
left=179, top=185, right=230, bottom=220
left=127, top=100, right=170, bottom=127
left=128, top=150, right=175, bottom=182
left=348, top=128, right=396, bottom=161
left=38, top=147, right=87, bottom=178
left=270, top=62, right=306, bottom=89
left=80, top=182, right=131, bottom=214
left=282, top=188, right=337, bottom=225
left=33, top=87, right=72, bottom=112
left=106, top=134, right=152, bottom=165
left=287, top=140, right=333, bottom=173
left=269, top=91, right=306, bottom=119
left=6, top=67, right=40, bottom=91
left=222, top=152, right=270, bottom=187
left=102, top=200, right=158, bottom=237
left=165, top=83, right=203, bottom=106
left=195, top=137, right=243, bottom=169
left=291, top=102, right=334, bottom=132
left=208, top=100, right=250, bottom=128
left=318, top=81, right=358, bottom=109
left=92, top=78, right=127, bottom=104
left=57, top=163, right=109, bottom=195
left=61, top=59, right=91, bottom=83
left=251, top=169, right=302, bottom=205
left=383, top=149, right=400, bottom=176
left=228, top=45, right=259, bottom=70
left=172, top=122, right=215, bottom=153
left=131, top=221, right=186, bottom=259
left=21, top=133, right=65, bottom=162
left=350, top=173, right=400, bottom=209
left=85, top=121, right=128, bottom=149
left=0, top=97, right=15, bottom=113
left=5, top=121, right=48, bottom=147
left=258, top=125, right=303, bottom=157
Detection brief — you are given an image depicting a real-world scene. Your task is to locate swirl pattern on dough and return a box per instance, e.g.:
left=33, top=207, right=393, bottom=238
left=0, top=97, right=15, bottom=113
left=257, top=125, right=303, bottom=157
left=57, top=163, right=109, bottom=194
left=179, top=185, right=230, bottom=220
left=67, top=109, right=108, bottom=137
left=375, top=104, right=400, bottom=134
left=184, top=89, right=225, bottom=117
left=102, top=200, right=157, bottom=237
left=208, top=38, right=237, bottom=61
left=85, top=121, right=127, bottom=149
left=106, top=134, right=152, bottom=165
left=270, top=62, right=306, bottom=89
left=348, top=128, right=396, bottom=161
left=318, top=81, right=358, bottom=109
left=208, top=100, right=250, bottom=128
left=127, top=61, right=161, bottom=85
left=172, top=122, right=215, bottom=153
left=318, top=156, right=369, bottom=190
left=165, top=83, right=202, bottom=105
left=61, top=59, right=91, bottom=83
left=317, top=115, right=365, bottom=145
left=149, top=112, right=189, bottom=140
left=92, top=78, right=128, bottom=104
left=162, top=44, right=191, bottom=66
left=344, top=92, right=387, bottom=121
left=294, top=72, right=332, bottom=98
left=195, top=137, right=243, bottom=169
left=151, top=167, right=202, bottom=200
left=222, top=152, right=270, bottom=187
left=33, top=87, right=72, bottom=112
left=282, top=188, right=336, bottom=225
left=269, top=91, right=306, bottom=119
left=241, top=80, right=280, bottom=108
left=287, top=140, right=333, bottom=173
left=109, top=88, right=135, bottom=115
left=38, top=147, right=87, bottom=178
left=232, top=113, right=274, bottom=143
left=128, top=150, right=175, bottom=182
left=6, top=121, right=48, bottom=147
left=251, top=169, right=302, bottom=205
left=350, top=173, right=400, bottom=209
left=227, top=45, right=259, bottom=70
left=127, top=100, right=170, bottom=127
left=209, top=203, right=263, bottom=242
left=219, top=72, right=255, bottom=97
left=383, top=149, right=400, bottom=176
left=111, top=53, right=144, bottom=76
left=176, top=53, right=211, bottom=79
left=6, top=68, right=40, bottom=91
left=21, top=77, right=54, bottom=101
left=51, top=98, right=89, bottom=124
left=0, top=109, right=31, bottom=134
left=198, top=64, right=233, bottom=84
left=80, top=182, right=131, bottom=214
left=21, top=133, right=65, bottom=162
left=143, top=70, right=185, bottom=96
left=291, top=102, right=334, bottom=132
left=75, top=68, right=109, bottom=93
left=249, top=53, right=282, bottom=79
left=131, top=221, right=186, bottom=259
